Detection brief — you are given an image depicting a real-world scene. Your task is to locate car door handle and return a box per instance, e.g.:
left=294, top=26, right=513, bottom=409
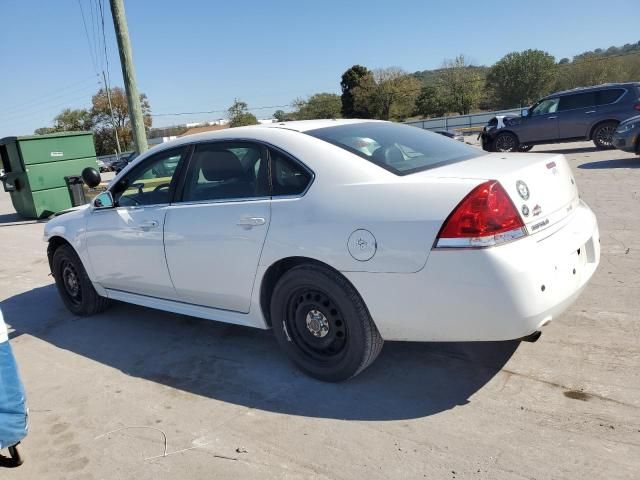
left=585, top=110, right=596, bottom=114
left=548, top=116, right=557, bottom=119
left=138, top=220, right=159, bottom=231
left=237, top=217, right=266, bottom=227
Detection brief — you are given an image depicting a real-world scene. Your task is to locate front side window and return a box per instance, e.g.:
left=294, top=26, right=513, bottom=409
left=558, top=92, right=597, bottom=111
left=182, top=142, right=268, bottom=202
left=306, top=121, right=482, bottom=175
left=531, top=98, right=559, bottom=116
left=112, top=147, right=186, bottom=206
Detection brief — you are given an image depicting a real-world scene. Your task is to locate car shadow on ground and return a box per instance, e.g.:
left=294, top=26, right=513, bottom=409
left=2, top=284, right=518, bottom=421
left=0, top=212, right=42, bottom=227
left=541, top=146, right=598, bottom=155
left=578, top=158, right=640, bottom=169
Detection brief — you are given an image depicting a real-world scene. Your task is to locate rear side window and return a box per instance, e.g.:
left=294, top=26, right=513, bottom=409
left=558, top=92, right=597, bottom=111
left=597, top=89, right=624, bottom=105
left=270, top=149, right=312, bottom=196
left=182, top=143, right=268, bottom=202
left=306, top=122, right=482, bottom=176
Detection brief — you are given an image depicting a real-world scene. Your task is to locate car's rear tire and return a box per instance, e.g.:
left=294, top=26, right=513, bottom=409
left=52, top=244, right=111, bottom=316
left=270, top=264, right=383, bottom=382
left=493, top=132, right=519, bottom=152
left=592, top=121, right=618, bottom=150
left=518, top=144, right=533, bottom=152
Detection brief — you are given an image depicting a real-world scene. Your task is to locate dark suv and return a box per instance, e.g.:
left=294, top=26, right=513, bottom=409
left=481, top=82, right=640, bottom=152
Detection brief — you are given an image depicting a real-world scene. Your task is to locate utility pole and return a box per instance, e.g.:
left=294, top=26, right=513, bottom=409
left=109, top=0, right=148, bottom=153
left=102, top=70, right=121, bottom=155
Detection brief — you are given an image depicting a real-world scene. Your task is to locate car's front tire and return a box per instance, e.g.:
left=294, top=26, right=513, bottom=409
left=270, top=264, right=383, bottom=382
left=493, top=132, right=519, bottom=152
left=52, top=244, right=111, bottom=316
left=592, top=121, right=618, bottom=150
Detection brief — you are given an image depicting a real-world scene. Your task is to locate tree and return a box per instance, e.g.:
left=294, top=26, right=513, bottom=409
left=291, top=93, right=341, bottom=120
left=273, top=109, right=287, bottom=122
left=35, top=86, right=152, bottom=155
left=227, top=98, right=259, bottom=127
left=340, top=65, right=371, bottom=118
left=352, top=68, right=421, bottom=121
left=414, top=85, right=448, bottom=118
left=91, top=87, right=151, bottom=154
left=555, top=54, right=629, bottom=91
left=34, top=108, right=93, bottom=135
left=486, top=50, right=557, bottom=108
left=438, top=55, right=483, bottom=115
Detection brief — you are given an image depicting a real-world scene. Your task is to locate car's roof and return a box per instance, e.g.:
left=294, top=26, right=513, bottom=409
left=262, top=118, right=381, bottom=132
left=128, top=119, right=383, bottom=166
left=543, top=82, right=640, bottom=99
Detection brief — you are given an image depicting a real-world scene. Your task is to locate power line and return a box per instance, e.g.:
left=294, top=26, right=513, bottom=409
left=0, top=92, right=96, bottom=128
left=2, top=77, right=100, bottom=116
left=77, top=0, right=99, bottom=74
left=98, top=0, right=113, bottom=89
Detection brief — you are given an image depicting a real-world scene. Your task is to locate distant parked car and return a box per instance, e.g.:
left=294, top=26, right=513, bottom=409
left=433, top=129, right=464, bottom=142
left=96, top=158, right=111, bottom=173
left=111, top=152, right=137, bottom=173
left=612, top=114, right=640, bottom=155
left=481, top=82, right=640, bottom=152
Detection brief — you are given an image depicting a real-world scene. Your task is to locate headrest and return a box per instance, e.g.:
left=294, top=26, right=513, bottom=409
left=372, top=145, right=404, bottom=166
left=198, top=150, right=244, bottom=181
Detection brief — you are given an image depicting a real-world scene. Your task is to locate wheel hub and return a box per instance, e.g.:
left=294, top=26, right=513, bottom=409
left=63, top=265, right=79, bottom=297
left=305, top=309, right=329, bottom=338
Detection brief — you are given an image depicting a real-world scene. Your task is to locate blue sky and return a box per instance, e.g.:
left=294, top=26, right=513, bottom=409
left=0, top=0, right=638, bottom=137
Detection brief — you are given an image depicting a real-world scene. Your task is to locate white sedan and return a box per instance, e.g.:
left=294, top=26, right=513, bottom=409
left=44, top=120, right=600, bottom=381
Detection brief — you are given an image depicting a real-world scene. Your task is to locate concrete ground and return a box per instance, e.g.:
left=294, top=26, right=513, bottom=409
left=0, top=141, right=638, bottom=479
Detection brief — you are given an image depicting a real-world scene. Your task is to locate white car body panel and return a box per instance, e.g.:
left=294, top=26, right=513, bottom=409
left=85, top=205, right=177, bottom=300
left=43, top=120, right=600, bottom=341
left=164, top=199, right=271, bottom=312
left=345, top=201, right=599, bottom=341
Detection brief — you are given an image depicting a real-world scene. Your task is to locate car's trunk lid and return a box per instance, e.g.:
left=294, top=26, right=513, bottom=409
left=414, top=152, right=579, bottom=234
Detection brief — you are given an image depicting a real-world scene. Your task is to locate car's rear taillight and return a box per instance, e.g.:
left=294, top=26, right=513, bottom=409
left=634, top=103, right=640, bottom=111
left=435, top=180, right=526, bottom=248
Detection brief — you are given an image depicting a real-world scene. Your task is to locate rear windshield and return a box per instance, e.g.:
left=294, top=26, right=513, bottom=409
left=306, top=122, right=483, bottom=175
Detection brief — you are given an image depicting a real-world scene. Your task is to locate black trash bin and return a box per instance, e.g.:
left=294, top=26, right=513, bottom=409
left=64, top=176, right=87, bottom=207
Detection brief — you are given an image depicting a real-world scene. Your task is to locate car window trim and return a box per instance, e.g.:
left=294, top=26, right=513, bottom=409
left=107, top=145, right=191, bottom=207
left=174, top=140, right=271, bottom=204
left=168, top=138, right=315, bottom=204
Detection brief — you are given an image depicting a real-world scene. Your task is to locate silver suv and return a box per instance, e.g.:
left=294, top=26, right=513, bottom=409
left=482, top=82, right=640, bottom=152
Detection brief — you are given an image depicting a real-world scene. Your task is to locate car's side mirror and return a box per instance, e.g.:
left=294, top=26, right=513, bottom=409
left=93, top=191, right=114, bottom=209
left=521, top=108, right=530, bottom=117
left=82, top=167, right=102, bottom=188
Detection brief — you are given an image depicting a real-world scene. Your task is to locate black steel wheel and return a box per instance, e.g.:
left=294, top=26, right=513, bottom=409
left=271, top=264, right=383, bottom=382
left=52, top=244, right=111, bottom=316
left=592, top=121, right=618, bottom=150
left=493, top=132, right=519, bottom=152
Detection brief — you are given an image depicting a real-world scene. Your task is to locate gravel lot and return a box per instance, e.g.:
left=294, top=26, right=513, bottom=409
left=1, top=140, right=638, bottom=479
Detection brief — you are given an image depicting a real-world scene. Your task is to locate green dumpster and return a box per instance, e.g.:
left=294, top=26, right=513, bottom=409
left=0, top=132, right=98, bottom=219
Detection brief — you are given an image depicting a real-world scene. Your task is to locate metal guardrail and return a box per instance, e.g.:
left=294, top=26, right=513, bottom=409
left=404, top=108, right=522, bottom=132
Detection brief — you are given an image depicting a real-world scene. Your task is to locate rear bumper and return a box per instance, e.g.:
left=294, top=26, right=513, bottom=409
left=345, top=201, right=600, bottom=341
